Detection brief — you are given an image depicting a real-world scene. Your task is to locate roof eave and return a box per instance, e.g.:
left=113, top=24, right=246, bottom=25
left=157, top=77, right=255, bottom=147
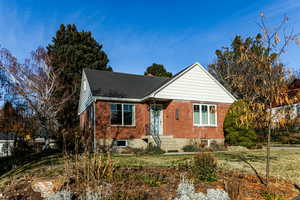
left=94, top=96, right=143, bottom=102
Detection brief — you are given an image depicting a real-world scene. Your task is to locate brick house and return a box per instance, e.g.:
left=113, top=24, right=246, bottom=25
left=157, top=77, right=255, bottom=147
left=78, top=63, right=236, bottom=151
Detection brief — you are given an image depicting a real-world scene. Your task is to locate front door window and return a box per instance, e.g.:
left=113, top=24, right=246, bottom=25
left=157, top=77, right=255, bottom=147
left=150, top=104, right=163, bottom=135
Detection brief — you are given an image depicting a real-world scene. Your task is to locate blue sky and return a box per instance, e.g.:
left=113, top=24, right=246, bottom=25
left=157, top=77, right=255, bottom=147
left=0, top=0, right=300, bottom=75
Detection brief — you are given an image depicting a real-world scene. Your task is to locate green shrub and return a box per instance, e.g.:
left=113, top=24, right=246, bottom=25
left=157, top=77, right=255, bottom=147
left=261, top=192, right=286, bottom=200
left=224, top=100, right=257, bottom=148
left=279, top=135, right=300, bottom=144
left=143, top=145, right=165, bottom=155
left=138, top=173, right=167, bottom=187
left=172, top=159, right=193, bottom=171
left=210, top=141, right=227, bottom=151
left=193, top=153, right=217, bottom=182
left=182, top=145, right=200, bottom=152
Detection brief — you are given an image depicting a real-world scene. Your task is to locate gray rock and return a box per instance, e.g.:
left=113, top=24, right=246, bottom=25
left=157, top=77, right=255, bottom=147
left=174, top=182, right=230, bottom=200
left=175, top=183, right=208, bottom=200
left=45, top=190, right=73, bottom=200
left=292, top=195, right=300, bottom=200
left=206, top=189, right=230, bottom=200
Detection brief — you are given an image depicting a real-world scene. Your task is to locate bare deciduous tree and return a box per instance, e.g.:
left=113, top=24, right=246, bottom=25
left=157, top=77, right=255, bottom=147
left=0, top=47, right=73, bottom=149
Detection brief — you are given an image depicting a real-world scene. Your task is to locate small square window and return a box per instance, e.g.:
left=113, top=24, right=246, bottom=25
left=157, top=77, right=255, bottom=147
left=115, top=140, right=127, bottom=147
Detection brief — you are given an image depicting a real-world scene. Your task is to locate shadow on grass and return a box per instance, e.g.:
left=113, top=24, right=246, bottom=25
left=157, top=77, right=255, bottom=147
left=215, top=152, right=278, bottom=163
left=0, top=151, right=63, bottom=179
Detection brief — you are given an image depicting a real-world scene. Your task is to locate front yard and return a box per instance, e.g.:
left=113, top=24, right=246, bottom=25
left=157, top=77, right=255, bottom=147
left=1, top=149, right=300, bottom=183
left=0, top=149, right=299, bottom=199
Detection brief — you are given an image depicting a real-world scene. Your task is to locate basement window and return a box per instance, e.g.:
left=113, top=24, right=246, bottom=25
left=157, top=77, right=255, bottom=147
left=115, top=140, right=127, bottom=147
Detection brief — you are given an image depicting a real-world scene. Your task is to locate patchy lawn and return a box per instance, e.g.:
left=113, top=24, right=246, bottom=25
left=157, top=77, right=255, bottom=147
left=113, top=149, right=300, bottom=184
left=1, top=149, right=299, bottom=185
left=215, top=149, right=300, bottom=184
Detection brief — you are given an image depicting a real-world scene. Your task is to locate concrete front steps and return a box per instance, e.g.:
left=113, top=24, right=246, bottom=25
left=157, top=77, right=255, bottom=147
left=160, top=136, right=182, bottom=152
left=141, top=135, right=188, bottom=152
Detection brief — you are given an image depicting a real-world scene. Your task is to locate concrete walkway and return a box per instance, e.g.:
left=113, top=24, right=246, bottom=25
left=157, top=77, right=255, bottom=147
left=270, top=146, right=300, bottom=150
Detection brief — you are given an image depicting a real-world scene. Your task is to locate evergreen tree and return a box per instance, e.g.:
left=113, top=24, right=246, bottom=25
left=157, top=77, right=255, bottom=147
left=144, top=63, right=172, bottom=77
left=47, top=24, right=112, bottom=129
left=224, top=100, right=257, bottom=147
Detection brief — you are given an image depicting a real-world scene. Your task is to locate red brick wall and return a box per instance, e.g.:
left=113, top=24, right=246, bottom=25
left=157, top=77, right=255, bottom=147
left=79, top=105, right=92, bottom=133
left=94, top=101, right=149, bottom=139
left=79, top=100, right=231, bottom=140
left=163, top=100, right=230, bottom=139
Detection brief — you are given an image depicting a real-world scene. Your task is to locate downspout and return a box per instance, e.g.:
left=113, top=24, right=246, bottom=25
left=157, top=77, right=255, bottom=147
left=93, top=100, right=97, bottom=152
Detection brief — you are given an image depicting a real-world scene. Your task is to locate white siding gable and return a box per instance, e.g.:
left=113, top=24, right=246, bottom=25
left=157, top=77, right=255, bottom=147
left=78, top=70, right=94, bottom=114
left=152, top=63, right=235, bottom=103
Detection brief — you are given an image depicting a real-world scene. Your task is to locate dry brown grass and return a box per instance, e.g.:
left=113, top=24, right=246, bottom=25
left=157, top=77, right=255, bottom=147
left=216, top=149, right=300, bottom=184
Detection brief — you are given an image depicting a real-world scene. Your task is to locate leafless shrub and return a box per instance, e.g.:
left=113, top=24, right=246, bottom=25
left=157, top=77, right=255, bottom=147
left=0, top=47, right=74, bottom=149
left=63, top=152, right=114, bottom=197
left=225, top=178, right=245, bottom=200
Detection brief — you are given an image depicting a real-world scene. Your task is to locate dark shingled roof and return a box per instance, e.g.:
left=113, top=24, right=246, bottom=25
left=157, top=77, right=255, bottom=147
left=84, top=68, right=171, bottom=99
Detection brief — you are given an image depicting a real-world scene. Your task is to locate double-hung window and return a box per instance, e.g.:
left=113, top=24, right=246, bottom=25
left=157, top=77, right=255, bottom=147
left=193, top=104, right=217, bottom=126
left=110, top=104, right=135, bottom=126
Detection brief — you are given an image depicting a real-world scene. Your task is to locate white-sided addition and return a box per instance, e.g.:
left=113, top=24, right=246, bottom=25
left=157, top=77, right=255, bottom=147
left=150, top=63, right=236, bottom=104
left=78, top=70, right=94, bottom=115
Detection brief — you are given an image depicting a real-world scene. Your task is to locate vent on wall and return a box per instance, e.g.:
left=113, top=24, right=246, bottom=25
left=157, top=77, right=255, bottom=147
left=176, top=109, right=180, bottom=120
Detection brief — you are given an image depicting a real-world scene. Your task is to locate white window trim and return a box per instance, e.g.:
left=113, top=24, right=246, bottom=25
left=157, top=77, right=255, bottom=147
left=193, top=104, right=217, bottom=127
left=110, top=104, right=136, bottom=126
left=115, top=139, right=128, bottom=147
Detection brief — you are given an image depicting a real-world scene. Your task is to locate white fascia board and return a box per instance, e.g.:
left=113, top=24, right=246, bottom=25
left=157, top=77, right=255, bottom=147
left=93, top=96, right=142, bottom=102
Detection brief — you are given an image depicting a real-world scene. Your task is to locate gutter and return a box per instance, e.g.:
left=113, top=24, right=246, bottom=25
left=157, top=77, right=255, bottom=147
left=94, top=96, right=142, bottom=102
left=93, top=100, right=97, bottom=152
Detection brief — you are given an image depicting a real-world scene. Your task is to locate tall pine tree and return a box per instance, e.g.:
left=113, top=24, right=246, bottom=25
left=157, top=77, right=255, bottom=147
left=47, top=24, right=112, bottom=129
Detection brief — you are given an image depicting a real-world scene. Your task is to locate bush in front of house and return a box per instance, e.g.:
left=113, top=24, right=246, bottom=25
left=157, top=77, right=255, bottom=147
left=209, top=141, right=227, bottom=151
left=182, top=145, right=200, bottom=152
left=279, top=135, right=300, bottom=144
left=144, top=145, right=165, bottom=155
left=224, top=100, right=257, bottom=148
left=193, top=152, right=218, bottom=182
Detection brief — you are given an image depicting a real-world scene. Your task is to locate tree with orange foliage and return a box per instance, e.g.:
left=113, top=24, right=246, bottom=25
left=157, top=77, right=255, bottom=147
left=229, top=14, right=300, bottom=185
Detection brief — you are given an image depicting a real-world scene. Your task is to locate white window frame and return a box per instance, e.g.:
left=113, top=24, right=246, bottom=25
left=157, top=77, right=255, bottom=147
left=110, top=103, right=136, bottom=126
left=193, top=104, right=217, bottom=127
left=115, top=139, right=128, bottom=147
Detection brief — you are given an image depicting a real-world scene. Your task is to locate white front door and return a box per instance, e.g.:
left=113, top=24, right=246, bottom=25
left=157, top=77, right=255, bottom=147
left=150, top=104, right=163, bottom=135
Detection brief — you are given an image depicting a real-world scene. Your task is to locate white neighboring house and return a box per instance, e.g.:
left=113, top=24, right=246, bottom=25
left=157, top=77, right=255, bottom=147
left=0, top=132, right=15, bottom=157
left=272, top=103, right=300, bottom=123
left=271, top=79, right=300, bottom=124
